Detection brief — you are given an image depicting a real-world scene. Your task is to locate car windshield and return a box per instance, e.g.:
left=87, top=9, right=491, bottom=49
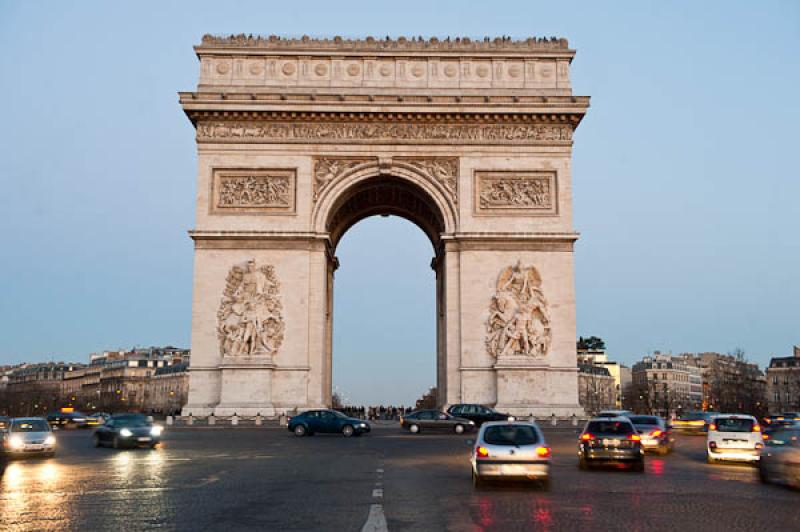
left=629, top=416, right=660, bottom=426
left=113, top=416, right=150, bottom=428
left=483, top=425, right=539, bottom=446
left=11, top=420, right=49, bottom=432
left=586, top=421, right=634, bottom=435
left=714, top=418, right=754, bottom=432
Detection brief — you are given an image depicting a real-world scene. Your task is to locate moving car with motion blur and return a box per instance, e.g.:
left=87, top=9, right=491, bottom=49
left=93, top=414, right=163, bottom=449
left=758, top=427, right=800, bottom=488
left=470, top=421, right=551, bottom=489
left=706, top=414, right=762, bottom=464
left=47, top=410, right=89, bottom=429
left=0, top=416, right=9, bottom=431
left=86, top=412, right=111, bottom=426
left=629, top=415, right=674, bottom=455
left=288, top=409, right=371, bottom=437
left=400, top=409, right=475, bottom=434
left=762, top=418, right=799, bottom=442
left=447, top=404, right=514, bottom=426
left=672, top=411, right=718, bottom=434
left=578, top=417, right=644, bottom=472
left=2, top=417, right=56, bottom=457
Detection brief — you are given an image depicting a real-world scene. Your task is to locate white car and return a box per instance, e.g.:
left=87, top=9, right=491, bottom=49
left=2, top=417, right=57, bottom=457
left=706, top=414, right=763, bottom=464
left=470, top=421, right=551, bottom=489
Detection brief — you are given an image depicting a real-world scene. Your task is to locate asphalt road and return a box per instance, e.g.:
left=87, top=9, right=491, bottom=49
left=0, top=424, right=797, bottom=531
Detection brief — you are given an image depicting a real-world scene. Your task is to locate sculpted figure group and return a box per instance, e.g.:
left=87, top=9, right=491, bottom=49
left=217, top=260, right=285, bottom=358
left=487, top=261, right=551, bottom=359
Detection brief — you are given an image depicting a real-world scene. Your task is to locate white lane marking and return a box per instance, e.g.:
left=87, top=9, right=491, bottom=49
left=376, top=468, right=384, bottom=474
left=361, top=504, right=388, bottom=532
left=372, top=488, right=383, bottom=498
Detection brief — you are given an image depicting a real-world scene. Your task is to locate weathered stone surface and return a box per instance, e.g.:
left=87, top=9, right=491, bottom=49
left=181, top=34, right=589, bottom=417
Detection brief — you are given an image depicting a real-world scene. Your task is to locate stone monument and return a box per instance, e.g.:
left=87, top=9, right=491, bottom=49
left=180, top=34, right=589, bottom=416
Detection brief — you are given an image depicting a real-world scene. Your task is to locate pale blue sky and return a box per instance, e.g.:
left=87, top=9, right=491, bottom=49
left=1, top=1, right=798, bottom=405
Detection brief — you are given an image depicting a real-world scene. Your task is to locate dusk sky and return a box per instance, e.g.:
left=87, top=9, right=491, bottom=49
left=1, top=1, right=798, bottom=405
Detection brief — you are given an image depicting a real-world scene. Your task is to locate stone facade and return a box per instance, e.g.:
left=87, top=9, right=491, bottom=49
left=631, top=353, right=704, bottom=417
left=180, top=34, right=590, bottom=417
left=766, top=346, right=800, bottom=413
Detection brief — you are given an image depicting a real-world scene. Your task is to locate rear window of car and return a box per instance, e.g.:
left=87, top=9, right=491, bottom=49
left=11, top=420, right=49, bottom=432
left=483, top=425, right=539, bottom=446
left=586, top=421, right=634, bottom=435
left=629, top=416, right=660, bottom=425
left=713, top=418, right=753, bottom=432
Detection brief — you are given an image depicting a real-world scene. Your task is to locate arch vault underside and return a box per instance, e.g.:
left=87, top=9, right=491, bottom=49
left=181, top=34, right=590, bottom=416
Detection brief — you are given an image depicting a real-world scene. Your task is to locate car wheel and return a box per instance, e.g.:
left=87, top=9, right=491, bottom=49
left=342, top=425, right=355, bottom=438
left=112, top=436, right=120, bottom=449
left=409, top=424, right=420, bottom=434
left=632, top=460, right=645, bottom=473
left=93, top=434, right=101, bottom=448
left=293, top=425, right=307, bottom=437
left=454, top=424, right=465, bottom=435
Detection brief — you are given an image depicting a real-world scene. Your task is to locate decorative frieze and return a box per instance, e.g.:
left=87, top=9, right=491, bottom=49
left=211, top=169, right=296, bottom=214
left=197, top=121, right=572, bottom=145
left=475, top=171, right=557, bottom=215
left=486, top=262, right=551, bottom=359
left=395, top=157, right=459, bottom=203
left=218, top=260, right=285, bottom=359
left=313, top=157, right=375, bottom=200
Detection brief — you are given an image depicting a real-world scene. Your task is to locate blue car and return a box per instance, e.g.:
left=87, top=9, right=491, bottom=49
left=288, top=409, right=370, bottom=437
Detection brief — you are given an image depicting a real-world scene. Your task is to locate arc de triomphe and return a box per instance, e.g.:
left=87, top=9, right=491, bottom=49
left=180, top=34, right=589, bottom=417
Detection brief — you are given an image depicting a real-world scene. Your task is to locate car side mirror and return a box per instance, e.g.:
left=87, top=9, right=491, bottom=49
left=464, top=439, right=475, bottom=446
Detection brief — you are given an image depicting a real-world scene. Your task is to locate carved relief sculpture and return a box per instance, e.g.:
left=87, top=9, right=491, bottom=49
left=475, top=171, right=557, bottom=215
left=486, top=262, right=551, bottom=359
left=395, top=157, right=458, bottom=203
left=217, top=260, right=285, bottom=359
left=212, top=169, right=296, bottom=214
left=313, top=157, right=374, bottom=200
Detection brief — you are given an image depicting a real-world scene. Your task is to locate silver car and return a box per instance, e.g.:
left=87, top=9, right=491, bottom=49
left=2, top=417, right=56, bottom=457
left=470, top=421, right=551, bottom=489
left=758, top=428, right=800, bottom=488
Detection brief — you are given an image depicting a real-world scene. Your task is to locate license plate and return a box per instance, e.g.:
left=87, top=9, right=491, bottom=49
left=500, top=464, right=529, bottom=475
left=25, top=445, right=44, bottom=451
left=602, top=439, right=620, bottom=447
left=723, top=439, right=746, bottom=444
left=137, top=437, right=151, bottom=442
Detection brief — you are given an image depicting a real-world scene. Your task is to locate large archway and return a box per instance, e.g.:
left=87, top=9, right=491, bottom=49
left=181, top=34, right=589, bottom=417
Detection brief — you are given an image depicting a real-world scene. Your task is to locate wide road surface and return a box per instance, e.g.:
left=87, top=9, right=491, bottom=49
left=0, top=424, right=797, bottom=531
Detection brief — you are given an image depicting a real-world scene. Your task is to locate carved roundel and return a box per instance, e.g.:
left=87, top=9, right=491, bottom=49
left=379, top=63, right=393, bottom=77
left=477, top=65, right=489, bottom=78
left=314, top=63, right=328, bottom=76
left=216, top=62, right=230, bottom=74
left=411, top=64, right=425, bottom=78
left=508, top=65, right=522, bottom=78
left=281, top=62, right=297, bottom=75
left=444, top=64, right=458, bottom=77
left=346, top=63, right=361, bottom=76
left=248, top=62, right=263, bottom=75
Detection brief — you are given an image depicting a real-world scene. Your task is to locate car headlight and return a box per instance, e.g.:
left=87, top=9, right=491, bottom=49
left=358, top=423, right=367, bottom=428
left=119, top=428, right=133, bottom=438
left=8, top=436, right=24, bottom=449
left=151, top=425, right=163, bottom=437
left=507, top=416, right=516, bottom=422
left=468, top=420, right=475, bottom=425
left=45, top=435, right=56, bottom=445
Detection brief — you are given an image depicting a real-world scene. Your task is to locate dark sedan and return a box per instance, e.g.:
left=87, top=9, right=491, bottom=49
left=400, top=409, right=475, bottom=434
left=46, top=411, right=89, bottom=429
left=447, top=404, right=514, bottom=426
left=288, top=409, right=371, bottom=437
left=93, top=414, right=163, bottom=449
left=578, top=417, right=644, bottom=471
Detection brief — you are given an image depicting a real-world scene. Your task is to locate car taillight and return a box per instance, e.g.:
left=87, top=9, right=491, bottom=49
left=536, top=446, right=551, bottom=458
left=580, top=433, right=593, bottom=441
left=709, top=423, right=717, bottom=431
left=763, top=433, right=770, bottom=440
left=650, top=429, right=663, bottom=438
left=752, top=424, right=761, bottom=433
left=476, top=446, right=489, bottom=458
left=755, top=442, right=764, bottom=449
left=709, top=441, right=717, bottom=449
left=628, top=433, right=641, bottom=442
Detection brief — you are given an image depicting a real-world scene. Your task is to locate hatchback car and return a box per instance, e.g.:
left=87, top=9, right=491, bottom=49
left=629, top=415, right=673, bottom=455
left=578, top=417, right=644, bottom=471
left=706, top=414, right=762, bottom=464
left=470, top=421, right=551, bottom=489
left=93, top=414, right=163, bottom=449
left=758, top=428, right=800, bottom=488
left=400, top=409, right=475, bottom=434
left=447, top=404, right=514, bottom=426
left=2, top=418, right=56, bottom=457
left=287, top=409, right=371, bottom=437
